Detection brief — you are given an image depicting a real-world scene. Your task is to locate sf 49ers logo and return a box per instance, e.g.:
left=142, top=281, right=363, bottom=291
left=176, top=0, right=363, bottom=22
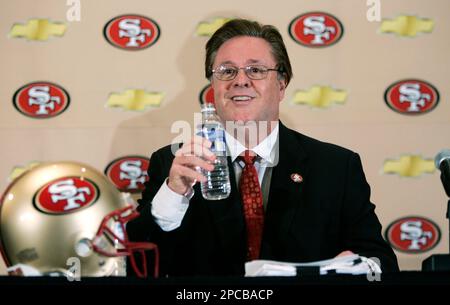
left=199, top=85, right=215, bottom=106
left=104, top=14, right=160, bottom=50
left=384, top=79, right=439, bottom=114
left=34, top=177, right=98, bottom=214
left=289, top=12, right=343, bottom=47
left=385, top=216, right=441, bottom=253
left=13, top=82, right=70, bottom=118
left=105, top=156, right=149, bottom=193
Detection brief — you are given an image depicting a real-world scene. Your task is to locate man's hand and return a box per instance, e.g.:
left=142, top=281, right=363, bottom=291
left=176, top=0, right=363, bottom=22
left=168, top=135, right=216, bottom=196
left=335, top=250, right=355, bottom=257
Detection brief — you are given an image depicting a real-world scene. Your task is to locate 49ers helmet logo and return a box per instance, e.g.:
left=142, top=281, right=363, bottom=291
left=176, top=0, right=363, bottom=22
left=289, top=12, right=343, bottom=47
left=34, top=177, right=99, bottom=214
left=105, top=156, right=149, bottom=193
left=104, top=14, right=160, bottom=50
left=384, top=79, right=439, bottom=114
left=199, top=85, right=215, bottom=106
left=13, top=82, right=70, bottom=118
left=385, top=216, right=441, bottom=253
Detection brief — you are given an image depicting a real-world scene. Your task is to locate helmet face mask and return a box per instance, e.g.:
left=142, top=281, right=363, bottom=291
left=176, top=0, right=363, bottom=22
left=92, top=205, right=159, bottom=278
left=0, top=161, right=158, bottom=278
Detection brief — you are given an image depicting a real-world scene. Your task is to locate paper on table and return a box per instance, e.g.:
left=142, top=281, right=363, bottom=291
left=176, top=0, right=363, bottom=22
left=245, top=254, right=380, bottom=277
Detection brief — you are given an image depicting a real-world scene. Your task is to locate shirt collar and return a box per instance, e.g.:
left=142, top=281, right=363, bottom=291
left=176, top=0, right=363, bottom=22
left=225, top=122, right=279, bottom=166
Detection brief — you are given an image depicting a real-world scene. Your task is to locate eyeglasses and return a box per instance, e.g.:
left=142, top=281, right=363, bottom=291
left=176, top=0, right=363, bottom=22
left=211, top=65, right=279, bottom=81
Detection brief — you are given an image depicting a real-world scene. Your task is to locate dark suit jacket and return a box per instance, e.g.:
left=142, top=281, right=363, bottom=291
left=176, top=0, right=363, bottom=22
left=127, top=122, right=399, bottom=276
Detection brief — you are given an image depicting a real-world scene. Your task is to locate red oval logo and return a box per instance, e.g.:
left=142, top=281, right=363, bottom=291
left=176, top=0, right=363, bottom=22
left=104, top=156, right=149, bottom=193
left=13, top=82, right=70, bottom=118
left=384, top=79, right=439, bottom=114
left=34, top=177, right=99, bottom=214
left=385, top=216, right=441, bottom=253
left=104, top=14, right=160, bottom=50
left=289, top=12, right=343, bottom=47
left=199, top=85, right=215, bottom=106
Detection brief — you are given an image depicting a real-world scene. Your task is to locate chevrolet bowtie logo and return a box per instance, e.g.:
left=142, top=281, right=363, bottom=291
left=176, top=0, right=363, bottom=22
left=9, top=19, right=67, bottom=41
left=382, top=155, right=435, bottom=177
left=292, top=86, right=347, bottom=108
left=195, top=18, right=231, bottom=36
left=8, top=162, right=41, bottom=182
left=106, top=89, right=164, bottom=111
left=380, top=15, right=434, bottom=37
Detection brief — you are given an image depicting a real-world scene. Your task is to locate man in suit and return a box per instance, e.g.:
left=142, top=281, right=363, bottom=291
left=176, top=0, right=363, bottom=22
left=127, top=19, right=399, bottom=276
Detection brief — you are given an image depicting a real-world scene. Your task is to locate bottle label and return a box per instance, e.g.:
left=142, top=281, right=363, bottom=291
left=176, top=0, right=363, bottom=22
left=198, top=125, right=227, bottom=155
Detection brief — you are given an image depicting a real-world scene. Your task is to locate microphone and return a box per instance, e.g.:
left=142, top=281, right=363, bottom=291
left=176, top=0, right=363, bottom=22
left=435, top=149, right=450, bottom=197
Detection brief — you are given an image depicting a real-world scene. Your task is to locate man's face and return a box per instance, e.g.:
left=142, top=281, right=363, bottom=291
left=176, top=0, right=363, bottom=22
left=211, top=36, right=286, bottom=125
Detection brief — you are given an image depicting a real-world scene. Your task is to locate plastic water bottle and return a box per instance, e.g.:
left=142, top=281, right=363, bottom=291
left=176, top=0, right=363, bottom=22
left=197, top=103, right=231, bottom=200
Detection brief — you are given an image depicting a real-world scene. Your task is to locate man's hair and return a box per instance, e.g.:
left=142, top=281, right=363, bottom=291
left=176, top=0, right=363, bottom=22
left=205, top=19, right=293, bottom=85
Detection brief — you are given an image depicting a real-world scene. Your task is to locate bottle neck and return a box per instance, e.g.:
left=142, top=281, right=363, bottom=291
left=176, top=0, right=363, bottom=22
left=201, top=104, right=219, bottom=121
left=201, top=103, right=216, bottom=112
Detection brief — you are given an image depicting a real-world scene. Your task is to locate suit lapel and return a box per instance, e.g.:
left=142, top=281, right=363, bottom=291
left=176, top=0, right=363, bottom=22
left=202, top=156, right=246, bottom=265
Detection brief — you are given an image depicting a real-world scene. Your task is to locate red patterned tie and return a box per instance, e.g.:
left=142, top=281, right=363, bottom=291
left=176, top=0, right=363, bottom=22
left=239, top=150, right=264, bottom=261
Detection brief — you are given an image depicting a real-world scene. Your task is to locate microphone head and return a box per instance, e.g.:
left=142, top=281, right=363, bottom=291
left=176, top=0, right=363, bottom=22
left=435, top=149, right=450, bottom=169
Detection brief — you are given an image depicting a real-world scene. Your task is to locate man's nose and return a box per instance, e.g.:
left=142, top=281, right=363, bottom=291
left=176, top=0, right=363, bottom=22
left=232, top=69, right=251, bottom=87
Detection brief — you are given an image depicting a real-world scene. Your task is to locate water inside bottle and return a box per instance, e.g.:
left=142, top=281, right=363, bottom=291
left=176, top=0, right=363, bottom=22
left=200, top=157, right=231, bottom=200
left=198, top=122, right=231, bottom=200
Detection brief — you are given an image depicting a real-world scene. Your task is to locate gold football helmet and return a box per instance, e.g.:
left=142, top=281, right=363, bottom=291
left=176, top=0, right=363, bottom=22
left=0, top=161, right=158, bottom=278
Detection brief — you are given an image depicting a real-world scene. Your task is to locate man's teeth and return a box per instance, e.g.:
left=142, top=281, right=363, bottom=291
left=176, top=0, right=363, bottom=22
left=232, top=96, right=252, bottom=101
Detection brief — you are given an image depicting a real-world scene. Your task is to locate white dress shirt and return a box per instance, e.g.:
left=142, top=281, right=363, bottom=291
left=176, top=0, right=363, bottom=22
left=151, top=123, right=279, bottom=232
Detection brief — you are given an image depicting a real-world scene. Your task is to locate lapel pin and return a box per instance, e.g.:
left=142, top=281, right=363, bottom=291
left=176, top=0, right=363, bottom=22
left=290, top=173, right=303, bottom=183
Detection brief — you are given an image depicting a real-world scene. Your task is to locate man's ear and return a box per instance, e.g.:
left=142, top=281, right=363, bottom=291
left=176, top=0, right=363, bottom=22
left=277, top=71, right=287, bottom=88
left=277, top=76, right=287, bottom=102
left=278, top=76, right=287, bottom=91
